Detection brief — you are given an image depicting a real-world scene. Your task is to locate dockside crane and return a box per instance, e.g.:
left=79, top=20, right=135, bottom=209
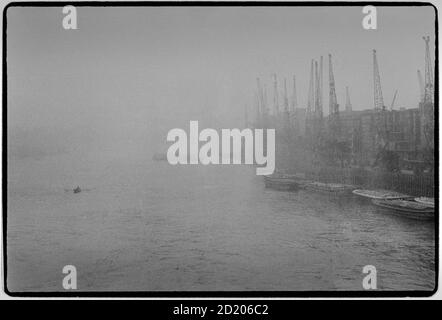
left=244, top=104, right=249, bottom=127
left=319, top=56, right=324, bottom=114
left=328, top=54, right=339, bottom=116
left=417, top=70, right=424, bottom=104
left=263, top=84, right=268, bottom=115
left=291, top=75, right=298, bottom=112
left=423, top=36, right=434, bottom=104
left=390, top=89, right=398, bottom=110
left=256, top=77, right=264, bottom=116
left=315, top=61, right=320, bottom=117
left=373, top=49, right=385, bottom=110
left=372, top=49, right=390, bottom=161
left=422, top=36, right=434, bottom=153
left=328, top=54, right=340, bottom=138
left=345, top=86, right=352, bottom=112
left=254, top=91, right=260, bottom=124
left=307, top=60, right=315, bottom=115
left=315, top=60, right=323, bottom=119
left=283, top=78, right=289, bottom=113
left=273, top=73, right=279, bottom=115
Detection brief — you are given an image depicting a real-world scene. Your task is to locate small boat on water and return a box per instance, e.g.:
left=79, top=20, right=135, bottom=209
left=304, top=181, right=355, bottom=195
left=280, top=172, right=309, bottom=180
left=152, top=153, right=168, bottom=161
left=263, top=175, right=300, bottom=191
left=352, top=189, right=411, bottom=200
left=371, top=199, right=434, bottom=220
left=414, top=197, right=435, bottom=208
left=73, top=186, right=81, bottom=194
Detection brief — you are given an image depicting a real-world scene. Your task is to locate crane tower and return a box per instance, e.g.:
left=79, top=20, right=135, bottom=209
left=423, top=36, right=434, bottom=104
left=328, top=54, right=338, bottom=116
left=345, top=86, right=352, bottom=112
left=373, top=49, right=385, bottom=110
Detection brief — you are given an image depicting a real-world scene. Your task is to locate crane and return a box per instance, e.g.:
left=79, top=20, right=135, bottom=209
left=244, top=104, right=248, bottom=127
left=291, top=75, right=298, bottom=112
left=328, top=54, right=340, bottom=138
left=390, top=89, right=398, bottom=110
left=319, top=56, right=324, bottom=114
left=373, top=49, right=385, bottom=110
left=422, top=36, right=434, bottom=149
left=307, top=60, right=315, bottom=115
left=423, top=36, right=434, bottom=104
left=417, top=70, right=424, bottom=103
left=263, top=84, right=268, bottom=115
left=372, top=49, right=389, bottom=154
left=254, top=91, right=260, bottom=123
left=273, top=73, right=279, bottom=115
left=315, top=60, right=322, bottom=118
left=283, top=78, right=289, bottom=113
left=256, top=77, right=264, bottom=115
left=345, top=86, right=352, bottom=112
left=328, top=54, right=338, bottom=116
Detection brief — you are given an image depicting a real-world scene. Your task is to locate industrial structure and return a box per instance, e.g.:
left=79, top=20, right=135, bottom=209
left=250, top=36, right=435, bottom=173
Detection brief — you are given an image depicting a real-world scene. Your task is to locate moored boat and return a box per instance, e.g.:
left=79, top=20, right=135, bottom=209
left=352, top=189, right=411, bottom=200
left=371, top=199, right=434, bottom=220
left=414, top=197, right=435, bottom=208
left=263, top=175, right=300, bottom=191
left=304, top=181, right=355, bottom=195
left=152, top=153, right=168, bottom=161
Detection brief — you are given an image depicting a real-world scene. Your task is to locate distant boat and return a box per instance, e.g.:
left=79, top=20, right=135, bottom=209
left=352, top=189, right=411, bottom=200
left=372, top=199, right=434, bottom=220
left=304, top=182, right=354, bottom=195
left=73, top=186, right=81, bottom=194
left=414, top=197, right=435, bottom=208
left=263, top=175, right=300, bottom=191
left=152, top=153, right=168, bottom=161
left=282, top=172, right=309, bottom=181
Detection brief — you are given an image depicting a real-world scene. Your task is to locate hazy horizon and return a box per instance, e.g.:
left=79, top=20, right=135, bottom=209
left=7, top=5, right=436, bottom=160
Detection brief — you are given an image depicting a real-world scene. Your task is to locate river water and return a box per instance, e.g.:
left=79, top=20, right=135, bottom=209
left=7, top=153, right=436, bottom=292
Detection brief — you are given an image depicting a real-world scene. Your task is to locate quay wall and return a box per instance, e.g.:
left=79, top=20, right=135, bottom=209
left=301, top=167, right=435, bottom=197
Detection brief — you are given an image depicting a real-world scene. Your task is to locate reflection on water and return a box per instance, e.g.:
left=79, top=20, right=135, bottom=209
left=7, top=154, right=436, bottom=291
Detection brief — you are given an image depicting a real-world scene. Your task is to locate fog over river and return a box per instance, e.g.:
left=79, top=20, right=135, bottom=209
left=7, top=151, right=435, bottom=291
left=6, top=5, right=435, bottom=292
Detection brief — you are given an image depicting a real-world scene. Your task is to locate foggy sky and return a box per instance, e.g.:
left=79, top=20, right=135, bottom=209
left=6, top=5, right=436, bottom=157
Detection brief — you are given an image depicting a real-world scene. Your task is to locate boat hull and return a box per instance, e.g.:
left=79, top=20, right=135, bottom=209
left=352, top=189, right=411, bottom=200
left=414, top=197, right=435, bottom=208
left=372, top=199, right=434, bottom=220
left=263, top=177, right=299, bottom=191
left=304, top=182, right=354, bottom=196
left=152, top=153, right=168, bottom=161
